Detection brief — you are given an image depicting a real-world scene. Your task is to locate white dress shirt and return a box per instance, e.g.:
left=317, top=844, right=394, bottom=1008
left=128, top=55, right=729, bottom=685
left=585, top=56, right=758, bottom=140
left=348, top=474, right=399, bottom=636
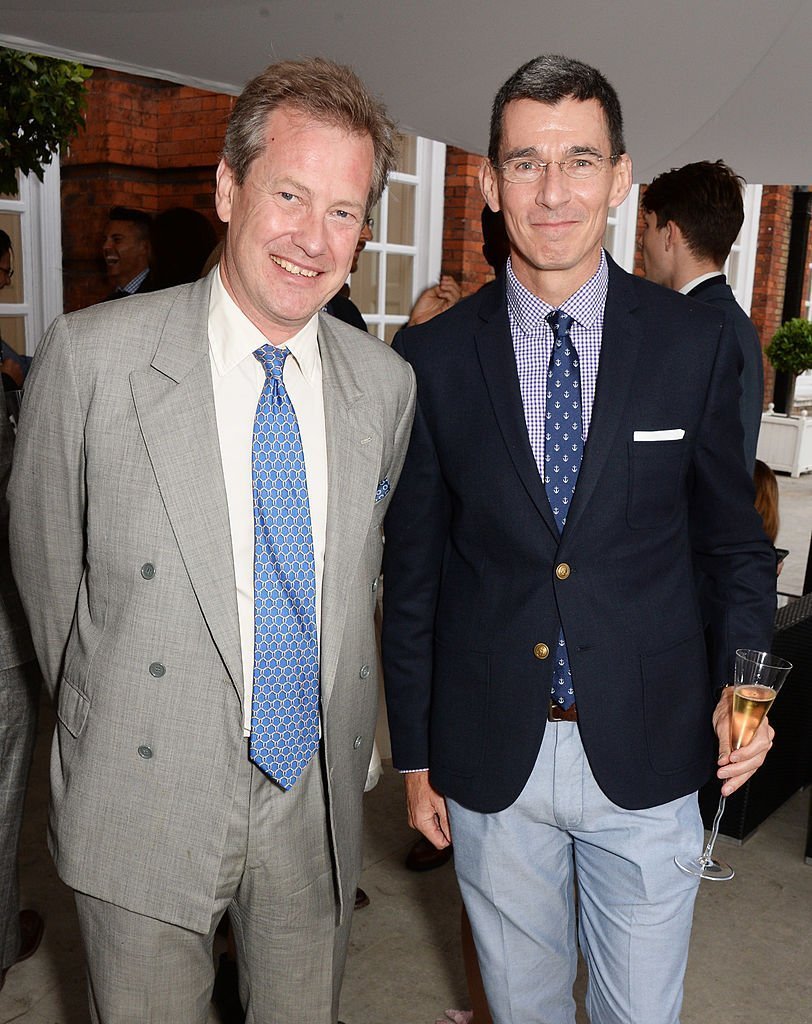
left=208, top=269, right=328, bottom=733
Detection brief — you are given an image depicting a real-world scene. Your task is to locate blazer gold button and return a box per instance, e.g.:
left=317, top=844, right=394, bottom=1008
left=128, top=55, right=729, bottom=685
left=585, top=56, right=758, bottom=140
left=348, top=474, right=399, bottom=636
left=141, top=563, right=156, bottom=580
left=149, top=662, right=166, bottom=678
left=359, top=664, right=370, bottom=679
left=353, top=736, right=362, bottom=749
left=533, top=642, right=550, bottom=660
left=137, top=745, right=153, bottom=759
left=555, top=563, right=571, bottom=580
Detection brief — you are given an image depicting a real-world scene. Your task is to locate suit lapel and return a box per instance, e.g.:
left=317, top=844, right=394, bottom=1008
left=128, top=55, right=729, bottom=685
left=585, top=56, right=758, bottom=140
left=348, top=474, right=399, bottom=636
left=318, top=315, right=382, bottom=708
left=473, top=285, right=559, bottom=539
left=563, top=260, right=644, bottom=537
left=130, top=276, right=243, bottom=694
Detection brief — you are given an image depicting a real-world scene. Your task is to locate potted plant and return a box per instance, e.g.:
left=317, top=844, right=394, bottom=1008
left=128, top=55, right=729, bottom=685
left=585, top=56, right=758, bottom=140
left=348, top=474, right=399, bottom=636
left=765, top=317, right=812, bottom=414
left=758, top=318, right=812, bottom=477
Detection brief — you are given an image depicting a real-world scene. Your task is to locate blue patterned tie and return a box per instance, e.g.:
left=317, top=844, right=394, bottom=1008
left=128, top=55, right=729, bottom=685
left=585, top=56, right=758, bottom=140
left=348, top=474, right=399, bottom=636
left=544, top=311, right=582, bottom=709
left=250, top=344, right=320, bottom=789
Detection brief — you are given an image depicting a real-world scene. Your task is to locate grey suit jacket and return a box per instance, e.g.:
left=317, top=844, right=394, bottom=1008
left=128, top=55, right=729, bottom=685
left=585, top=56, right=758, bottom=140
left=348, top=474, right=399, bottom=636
left=8, top=272, right=415, bottom=932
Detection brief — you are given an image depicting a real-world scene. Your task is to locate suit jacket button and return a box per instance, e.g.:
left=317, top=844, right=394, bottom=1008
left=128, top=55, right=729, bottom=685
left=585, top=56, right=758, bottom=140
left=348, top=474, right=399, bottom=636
left=141, top=563, right=156, bottom=580
left=359, top=664, right=371, bottom=679
left=371, top=578, right=378, bottom=593
left=555, top=562, right=571, bottom=580
left=149, top=662, right=166, bottom=678
left=353, top=736, right=362, bottom=749
left=137, top=745, right=153, bottom=759
left=533, top=642, right=550, bottom=660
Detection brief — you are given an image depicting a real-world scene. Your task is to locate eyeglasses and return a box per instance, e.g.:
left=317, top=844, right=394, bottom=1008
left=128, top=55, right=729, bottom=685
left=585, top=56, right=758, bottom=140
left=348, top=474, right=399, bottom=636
left=497, top=153, right=619, bottom=184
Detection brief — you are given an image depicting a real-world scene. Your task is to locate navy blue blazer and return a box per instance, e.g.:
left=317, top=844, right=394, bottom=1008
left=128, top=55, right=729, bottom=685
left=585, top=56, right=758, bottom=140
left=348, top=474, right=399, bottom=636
left=688, top=275, right=763, bottom=472
left=382, top=257, right=775, bottom=813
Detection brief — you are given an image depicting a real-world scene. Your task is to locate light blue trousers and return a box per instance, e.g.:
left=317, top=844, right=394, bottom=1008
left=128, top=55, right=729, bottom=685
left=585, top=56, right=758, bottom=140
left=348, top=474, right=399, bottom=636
left=447, top=721, right=703, bottom=1024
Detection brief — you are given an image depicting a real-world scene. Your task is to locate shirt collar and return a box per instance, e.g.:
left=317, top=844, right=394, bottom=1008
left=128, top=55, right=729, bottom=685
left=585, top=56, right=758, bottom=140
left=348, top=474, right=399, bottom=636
left=506, top=249, right=608, bottom=332
left=208, top=266, right=320, bottom=382
left=121, top=267, right=149, bottom=294
left=680, top=271, right=725, bottom=295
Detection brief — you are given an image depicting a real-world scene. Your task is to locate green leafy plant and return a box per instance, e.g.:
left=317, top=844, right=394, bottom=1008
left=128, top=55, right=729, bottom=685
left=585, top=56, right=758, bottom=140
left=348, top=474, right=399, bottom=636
left=0, top=48, right=93, bottom=195
left=765, top=317, right=812, bottom=377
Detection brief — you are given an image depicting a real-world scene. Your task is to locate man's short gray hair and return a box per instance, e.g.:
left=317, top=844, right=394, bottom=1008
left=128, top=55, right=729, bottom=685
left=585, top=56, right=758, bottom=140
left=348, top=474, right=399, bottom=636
left=223, top=57, right=398, bottom=213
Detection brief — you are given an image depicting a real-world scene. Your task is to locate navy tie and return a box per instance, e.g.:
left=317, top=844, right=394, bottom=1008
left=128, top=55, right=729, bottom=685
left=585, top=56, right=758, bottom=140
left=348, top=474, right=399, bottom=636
left=544, top=310, right=582, bottom=709
left=250, top=344, right=320, bottom=789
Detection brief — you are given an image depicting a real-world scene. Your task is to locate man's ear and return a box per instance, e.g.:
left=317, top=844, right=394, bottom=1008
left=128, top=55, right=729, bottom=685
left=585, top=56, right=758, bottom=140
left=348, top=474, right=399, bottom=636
left=479, top=159, right=501, bottom=213
left=215, top=159, right=235, bottom=225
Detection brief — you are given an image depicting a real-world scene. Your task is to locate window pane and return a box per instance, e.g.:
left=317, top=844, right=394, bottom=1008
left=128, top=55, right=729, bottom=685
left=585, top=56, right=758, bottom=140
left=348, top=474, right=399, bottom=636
left=0, top=315, right=26, bottom=354
left=384, top=323, right=404, bottom=345
left=0, top=171, right=20, bottom=201
left=386, top=253, right=414, bottom=315
left=397, top=134, right=417, bottom=175
left=387, top=181, right=415, bottom=247
left=353, top=251, right=379, bottom=314
left=0, top=212, right=24, bottom=305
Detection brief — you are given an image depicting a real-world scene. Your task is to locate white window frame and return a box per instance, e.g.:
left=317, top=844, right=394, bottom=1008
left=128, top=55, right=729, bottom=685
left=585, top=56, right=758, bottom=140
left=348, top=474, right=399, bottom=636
left=604, top=184, right=640, bottom=272
left=725, top=184, right=762, bottom=315
left=0, top=157, right=63, bottom=353
left=361, top=137, right=445, bottom=339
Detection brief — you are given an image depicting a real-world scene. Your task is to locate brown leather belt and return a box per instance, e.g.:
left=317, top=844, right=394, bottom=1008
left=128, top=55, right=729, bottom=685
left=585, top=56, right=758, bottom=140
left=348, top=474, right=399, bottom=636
left=548, top=701, right=578, bottom=722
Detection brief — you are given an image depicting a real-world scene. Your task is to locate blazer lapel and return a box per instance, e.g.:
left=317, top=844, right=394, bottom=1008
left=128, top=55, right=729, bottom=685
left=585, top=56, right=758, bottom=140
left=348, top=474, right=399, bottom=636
left=473, top=283, right=559, bottom=538
left=318, top=315, right=383, bottom=709
left=563, top=259, right=644, bottom=537
left=130, top=276, right=243, bottom=694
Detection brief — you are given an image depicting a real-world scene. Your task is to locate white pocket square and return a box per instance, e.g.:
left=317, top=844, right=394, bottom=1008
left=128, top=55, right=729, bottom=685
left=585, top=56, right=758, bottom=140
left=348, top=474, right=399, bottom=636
left=633, top=429, right=685, bottom=442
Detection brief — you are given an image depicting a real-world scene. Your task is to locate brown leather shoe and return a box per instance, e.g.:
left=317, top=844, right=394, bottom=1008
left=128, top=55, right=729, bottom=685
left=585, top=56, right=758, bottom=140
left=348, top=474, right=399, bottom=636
left=405, top=836, right=453, bottom=872
left=0, top=910, right=44, bottom=991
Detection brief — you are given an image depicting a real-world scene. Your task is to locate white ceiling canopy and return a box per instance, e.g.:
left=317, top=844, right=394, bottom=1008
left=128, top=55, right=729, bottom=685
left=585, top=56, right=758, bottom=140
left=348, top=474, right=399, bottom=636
left=2, top=0, right=811, bottom=185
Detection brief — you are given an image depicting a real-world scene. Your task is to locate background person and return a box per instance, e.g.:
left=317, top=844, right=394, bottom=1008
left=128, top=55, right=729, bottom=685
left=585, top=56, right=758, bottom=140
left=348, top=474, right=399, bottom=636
left=102, top=206, right=153, bottom=300
left=639, top=159, right=763, bottom=471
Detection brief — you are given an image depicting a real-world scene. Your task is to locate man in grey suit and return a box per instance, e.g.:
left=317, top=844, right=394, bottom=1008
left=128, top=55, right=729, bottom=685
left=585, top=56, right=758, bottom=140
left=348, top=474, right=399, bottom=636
left=640, top=159, right=763, bottom=470
left=0, top=393, right=44, bottom=993
left=9, top=57, right=415, bottom=1024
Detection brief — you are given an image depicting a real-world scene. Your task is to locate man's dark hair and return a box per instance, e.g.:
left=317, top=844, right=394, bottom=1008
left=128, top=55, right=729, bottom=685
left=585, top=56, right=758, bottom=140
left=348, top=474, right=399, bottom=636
left=488, top=54, right=625, bottom=164
left=0, top=229, right=11, bottom=258
left=108, top=206, right=152, bottom=243
left=641, top=160, right=745, bottom=265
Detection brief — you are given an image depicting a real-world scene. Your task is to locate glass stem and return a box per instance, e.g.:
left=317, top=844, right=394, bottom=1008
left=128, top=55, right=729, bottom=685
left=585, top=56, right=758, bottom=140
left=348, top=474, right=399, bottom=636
left=700, top=793, right=727, bottom=866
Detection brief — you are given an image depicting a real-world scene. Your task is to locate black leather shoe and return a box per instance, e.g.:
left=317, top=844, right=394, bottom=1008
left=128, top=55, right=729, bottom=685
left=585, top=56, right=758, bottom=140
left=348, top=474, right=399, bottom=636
left=0, top=910, right=44, bottom=991
left=405, top=836, right=453, bottom=872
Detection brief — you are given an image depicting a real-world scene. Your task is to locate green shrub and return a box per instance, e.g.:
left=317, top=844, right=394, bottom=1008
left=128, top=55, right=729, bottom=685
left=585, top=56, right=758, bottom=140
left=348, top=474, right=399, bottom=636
left=0, top=48, right=92, bottom=195
left=765, top=318, right=812, bottom=377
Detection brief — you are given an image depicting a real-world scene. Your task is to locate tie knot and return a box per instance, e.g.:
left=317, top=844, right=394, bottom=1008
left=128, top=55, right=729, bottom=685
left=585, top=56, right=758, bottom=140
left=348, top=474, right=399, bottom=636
left=546, top=310, right=575, bottom=345
left=254, top=344, right=288, bottom=380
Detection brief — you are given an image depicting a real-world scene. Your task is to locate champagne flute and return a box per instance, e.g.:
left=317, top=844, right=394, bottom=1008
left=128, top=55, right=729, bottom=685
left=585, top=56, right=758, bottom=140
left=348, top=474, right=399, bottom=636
left=674, top=648, right=792, bottom=881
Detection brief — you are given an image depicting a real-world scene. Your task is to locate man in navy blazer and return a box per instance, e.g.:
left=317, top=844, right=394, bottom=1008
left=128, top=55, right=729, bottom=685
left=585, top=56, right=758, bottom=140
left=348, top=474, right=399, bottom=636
left=382, top=56, right=776, bottom=1024
left=640, top=159, right=763, bottom=471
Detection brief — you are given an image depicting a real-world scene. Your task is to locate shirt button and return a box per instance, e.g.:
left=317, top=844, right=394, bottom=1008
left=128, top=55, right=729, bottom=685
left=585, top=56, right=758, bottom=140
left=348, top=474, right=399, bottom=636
left=359, top=664, right=371, bottom=679
left=533, top=643, right=550, bottom=660
left=555, top=563, right=571, bottom=580
left=140, top=563, right=156, bottom=580
left=137, top=745, right=153, bottom=759
left=149, top=662, right=166, bottom=678
left=353, top=736, right=362, bottom=749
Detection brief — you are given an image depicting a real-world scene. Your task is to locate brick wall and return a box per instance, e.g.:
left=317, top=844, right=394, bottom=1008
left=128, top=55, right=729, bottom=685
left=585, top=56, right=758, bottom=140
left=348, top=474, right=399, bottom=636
left=61, top=69, right=233, bottom=311
left=750, top=185, right=794, bottom=407
left=441, top=146, right=494, bottom=295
